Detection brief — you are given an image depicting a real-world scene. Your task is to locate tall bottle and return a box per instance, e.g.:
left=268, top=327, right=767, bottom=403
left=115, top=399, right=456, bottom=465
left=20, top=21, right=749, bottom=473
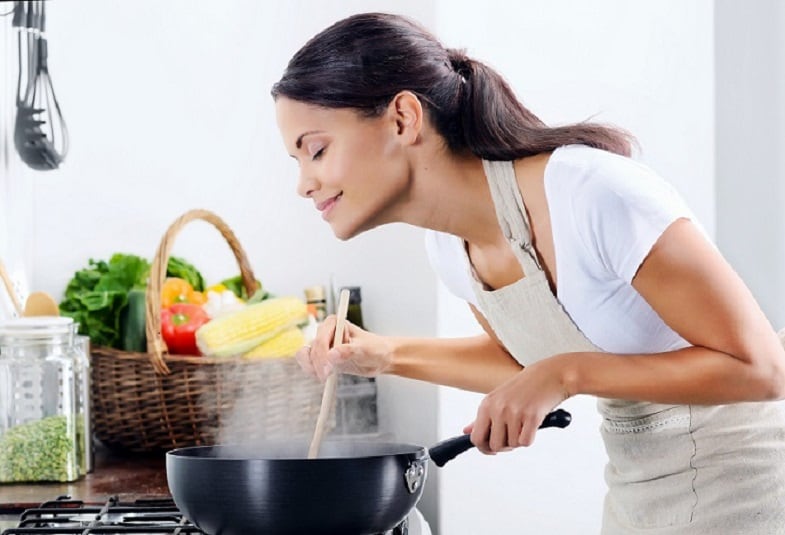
left=342, top=286, right=364, bottom=329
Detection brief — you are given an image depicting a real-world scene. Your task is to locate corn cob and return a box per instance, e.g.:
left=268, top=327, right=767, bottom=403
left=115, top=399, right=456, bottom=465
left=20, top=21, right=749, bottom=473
left=195, top=297, right=307, bottom=357
left=243, top=326, right=305, bottom=360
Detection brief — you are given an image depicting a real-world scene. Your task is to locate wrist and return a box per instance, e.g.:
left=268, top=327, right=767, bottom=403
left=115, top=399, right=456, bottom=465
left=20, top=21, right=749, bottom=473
left=383, top=336, right=405, bottom=376
left=556, top=352, right=582, bottom=399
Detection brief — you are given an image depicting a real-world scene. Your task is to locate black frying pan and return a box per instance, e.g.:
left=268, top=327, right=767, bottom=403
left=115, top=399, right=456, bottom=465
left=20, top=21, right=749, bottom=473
left=166, top=409, right=571, bottom=535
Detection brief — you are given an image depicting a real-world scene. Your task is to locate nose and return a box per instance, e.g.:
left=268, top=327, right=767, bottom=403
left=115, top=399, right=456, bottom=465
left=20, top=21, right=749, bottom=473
left=296, top=168, right=319, bottom=199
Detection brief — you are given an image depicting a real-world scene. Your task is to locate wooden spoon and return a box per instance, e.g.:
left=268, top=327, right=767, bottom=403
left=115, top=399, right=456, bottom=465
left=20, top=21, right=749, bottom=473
left=22, top=291, right=60, bottom=317
left=308, top=288, right=351, bottom=459
left=0, top=260, right=23, bottom=316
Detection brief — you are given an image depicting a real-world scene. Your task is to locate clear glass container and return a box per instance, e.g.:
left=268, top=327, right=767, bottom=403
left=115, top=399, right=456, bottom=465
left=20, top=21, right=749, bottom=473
left=0, top=316, right=88, bottom=482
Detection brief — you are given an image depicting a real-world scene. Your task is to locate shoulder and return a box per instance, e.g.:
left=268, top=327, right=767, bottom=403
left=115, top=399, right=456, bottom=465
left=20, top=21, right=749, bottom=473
left=548, top=144, right=675, bottom=196
left=546, top=144, right=690, bottom=220
left=545, top=145, right=698, bottom=281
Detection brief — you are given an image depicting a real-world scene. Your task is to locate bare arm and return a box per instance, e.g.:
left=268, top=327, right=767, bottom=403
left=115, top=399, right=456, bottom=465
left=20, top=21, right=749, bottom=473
left=561, top=217, right=785, bottom=403
left=470, top=218, right=785, bottom=453
left=303, top=304, right=521, bottom=393
left=389, top=305, right=522, bottom=393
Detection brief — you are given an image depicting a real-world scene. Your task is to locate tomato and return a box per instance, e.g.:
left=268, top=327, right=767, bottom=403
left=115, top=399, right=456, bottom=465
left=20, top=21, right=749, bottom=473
left=160, top=303, right=210, bottom=355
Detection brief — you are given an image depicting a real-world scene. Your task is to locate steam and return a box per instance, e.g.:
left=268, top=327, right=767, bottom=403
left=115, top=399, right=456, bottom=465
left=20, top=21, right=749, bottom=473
left=198, top=359, right=382, bottom=459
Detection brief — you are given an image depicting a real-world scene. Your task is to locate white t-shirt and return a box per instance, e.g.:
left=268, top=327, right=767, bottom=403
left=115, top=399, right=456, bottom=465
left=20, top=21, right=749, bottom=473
left=425, top=144, right=700, bottom=355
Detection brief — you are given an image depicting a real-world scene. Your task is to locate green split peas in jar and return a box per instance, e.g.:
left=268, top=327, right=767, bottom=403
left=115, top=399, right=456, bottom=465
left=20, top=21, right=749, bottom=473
left=0, top=316, right=90, bottom=483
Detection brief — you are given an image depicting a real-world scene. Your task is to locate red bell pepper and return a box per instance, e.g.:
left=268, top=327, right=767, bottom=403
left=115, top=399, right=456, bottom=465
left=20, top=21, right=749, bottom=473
left=161, top=303, right=210, bottom=355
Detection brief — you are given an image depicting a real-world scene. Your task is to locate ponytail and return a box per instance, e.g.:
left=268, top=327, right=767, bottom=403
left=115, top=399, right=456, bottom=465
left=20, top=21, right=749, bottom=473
left=452, top=50, right=632, bottom=159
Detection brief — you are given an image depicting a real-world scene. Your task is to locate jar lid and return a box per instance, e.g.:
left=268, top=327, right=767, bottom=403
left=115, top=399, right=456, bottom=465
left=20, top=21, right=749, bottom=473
left=0, top=316, right=74, bottom=339
left=304, top=285, right=326, bottom=301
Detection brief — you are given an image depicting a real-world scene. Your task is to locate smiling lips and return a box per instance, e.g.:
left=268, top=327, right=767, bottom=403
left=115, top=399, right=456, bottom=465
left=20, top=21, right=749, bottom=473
left=316, top=193, right=343, bottom=219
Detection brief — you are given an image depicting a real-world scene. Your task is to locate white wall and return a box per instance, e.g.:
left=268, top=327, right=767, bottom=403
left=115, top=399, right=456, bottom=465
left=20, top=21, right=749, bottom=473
left=715, top=0, right=785, bottom=328
left=433, top=1, right=715, bottom=533
left=0, top=18, right=34, bottom=319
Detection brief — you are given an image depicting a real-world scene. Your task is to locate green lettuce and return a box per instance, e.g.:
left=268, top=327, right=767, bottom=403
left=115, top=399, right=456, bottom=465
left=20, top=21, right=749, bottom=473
left=59, top=254, right=150, bottom=348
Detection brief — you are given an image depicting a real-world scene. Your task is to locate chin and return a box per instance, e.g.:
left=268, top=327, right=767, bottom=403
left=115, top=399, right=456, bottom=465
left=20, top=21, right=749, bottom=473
left=330, top=223, right=359, bottom=241
left=330, top=219, right=377, bottom=241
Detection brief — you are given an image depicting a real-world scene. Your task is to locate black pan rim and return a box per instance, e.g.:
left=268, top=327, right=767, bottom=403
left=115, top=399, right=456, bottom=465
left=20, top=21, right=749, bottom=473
left=166, top=442, right=430, bottom=461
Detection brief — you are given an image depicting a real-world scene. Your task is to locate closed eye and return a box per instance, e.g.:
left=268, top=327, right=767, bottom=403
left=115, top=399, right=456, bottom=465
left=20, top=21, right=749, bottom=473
left=312, top=147, right=325, bottom=161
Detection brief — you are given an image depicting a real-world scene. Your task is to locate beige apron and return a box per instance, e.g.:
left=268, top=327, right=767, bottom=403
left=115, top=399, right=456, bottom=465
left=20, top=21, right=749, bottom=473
left=467, top=159, right=785, bottom=534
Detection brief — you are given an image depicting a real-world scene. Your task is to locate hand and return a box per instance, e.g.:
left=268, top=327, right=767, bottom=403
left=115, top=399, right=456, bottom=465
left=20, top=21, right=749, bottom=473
left=294, top=314, right=394, bottom=382
left=463, top=355, right=572, bottom=454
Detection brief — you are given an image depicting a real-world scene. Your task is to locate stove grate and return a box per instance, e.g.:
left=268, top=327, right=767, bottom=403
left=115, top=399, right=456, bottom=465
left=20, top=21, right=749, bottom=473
left=1, top=496, right=407, bottom=535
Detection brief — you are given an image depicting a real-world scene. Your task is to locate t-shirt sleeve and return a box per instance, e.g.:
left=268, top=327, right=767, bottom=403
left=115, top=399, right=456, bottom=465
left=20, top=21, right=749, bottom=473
left=573, top=159, right=695, bottom=283
left=424, top=229, right=478, bottom=307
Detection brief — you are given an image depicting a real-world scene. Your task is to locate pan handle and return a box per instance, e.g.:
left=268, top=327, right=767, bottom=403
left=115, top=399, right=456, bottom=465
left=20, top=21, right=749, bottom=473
left=428, top=409, right=572, bottom=468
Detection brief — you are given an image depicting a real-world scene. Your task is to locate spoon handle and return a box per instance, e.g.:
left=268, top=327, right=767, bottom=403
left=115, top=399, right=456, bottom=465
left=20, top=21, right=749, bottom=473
left=429, top=409, right=572, bottom=467
left=307, top=289, right=351, bottom=459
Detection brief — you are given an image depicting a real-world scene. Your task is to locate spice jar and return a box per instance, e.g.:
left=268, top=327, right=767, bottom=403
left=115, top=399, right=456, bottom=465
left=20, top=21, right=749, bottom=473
left=0, top=316, right=89, bottom=482
left=304, top=285, right=328, bottom=322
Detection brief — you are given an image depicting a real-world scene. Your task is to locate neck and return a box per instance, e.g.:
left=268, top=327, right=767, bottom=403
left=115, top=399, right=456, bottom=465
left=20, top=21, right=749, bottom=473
left=397, top=147, right=503, bottom=248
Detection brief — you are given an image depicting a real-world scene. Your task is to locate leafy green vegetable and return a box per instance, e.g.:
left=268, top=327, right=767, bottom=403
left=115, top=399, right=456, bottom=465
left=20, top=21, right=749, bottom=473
left=120, top=288, right=147, bottom=352
left=59, top=254, right=150, bottom=348
left=247, top=288, right=272, bottom=304
left=167, top=256, right=205, bottom=292
left=220, top=274, right=263, bottom=301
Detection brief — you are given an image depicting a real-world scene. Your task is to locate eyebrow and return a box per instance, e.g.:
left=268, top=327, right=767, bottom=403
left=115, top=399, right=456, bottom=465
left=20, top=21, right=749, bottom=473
left=295, top=130, right=324, bottom=149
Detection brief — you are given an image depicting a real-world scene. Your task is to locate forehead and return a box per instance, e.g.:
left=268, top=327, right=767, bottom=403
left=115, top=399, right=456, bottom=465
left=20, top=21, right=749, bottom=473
left=275, top=98, right=371, bottom=139
left=276, top=97, right=329, bottom=124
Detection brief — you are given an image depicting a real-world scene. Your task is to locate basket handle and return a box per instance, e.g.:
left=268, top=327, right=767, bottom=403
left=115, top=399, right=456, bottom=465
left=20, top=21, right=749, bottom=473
left=145, top=209, right=259, bottom=375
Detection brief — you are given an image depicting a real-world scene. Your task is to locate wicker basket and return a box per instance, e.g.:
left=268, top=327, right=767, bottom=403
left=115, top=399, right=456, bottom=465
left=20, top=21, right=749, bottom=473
left=90, top=209, right=328, bottom=452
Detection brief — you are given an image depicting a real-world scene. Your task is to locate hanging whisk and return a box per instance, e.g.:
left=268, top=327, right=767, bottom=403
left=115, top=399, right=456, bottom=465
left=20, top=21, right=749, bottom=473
left=13, top=0, right=68, bottom=171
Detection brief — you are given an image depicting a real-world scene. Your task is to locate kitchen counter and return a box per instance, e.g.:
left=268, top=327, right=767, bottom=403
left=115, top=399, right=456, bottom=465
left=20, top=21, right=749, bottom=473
left=0, top=444, right=170, bottom=513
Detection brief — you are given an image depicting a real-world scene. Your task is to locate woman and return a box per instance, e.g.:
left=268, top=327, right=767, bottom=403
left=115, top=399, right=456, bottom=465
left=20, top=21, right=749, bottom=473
left=272, top=12, right=785, bottom=534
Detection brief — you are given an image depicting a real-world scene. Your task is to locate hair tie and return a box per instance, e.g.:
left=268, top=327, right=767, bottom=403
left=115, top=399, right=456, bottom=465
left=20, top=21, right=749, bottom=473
left=447, top=49, right=471, bottom=80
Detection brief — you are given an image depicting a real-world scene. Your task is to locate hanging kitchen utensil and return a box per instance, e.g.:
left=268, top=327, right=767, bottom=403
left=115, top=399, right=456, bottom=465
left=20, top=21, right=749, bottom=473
left=13, top=0, right=68, bottom=171
left=166, top=409, right=572, bottom=535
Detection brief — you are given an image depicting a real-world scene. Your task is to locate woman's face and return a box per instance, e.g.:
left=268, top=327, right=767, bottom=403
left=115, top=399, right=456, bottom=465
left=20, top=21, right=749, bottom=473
left=275, top=97, right=411, bottom=240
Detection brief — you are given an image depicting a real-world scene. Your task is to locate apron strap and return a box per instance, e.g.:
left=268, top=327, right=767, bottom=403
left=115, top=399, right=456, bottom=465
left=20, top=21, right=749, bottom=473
left=482, top=159, right=542, bottom=275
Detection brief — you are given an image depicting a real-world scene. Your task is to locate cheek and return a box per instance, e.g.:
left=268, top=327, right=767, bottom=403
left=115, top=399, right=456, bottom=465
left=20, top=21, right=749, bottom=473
left=335, top=138, right=392, bottom=183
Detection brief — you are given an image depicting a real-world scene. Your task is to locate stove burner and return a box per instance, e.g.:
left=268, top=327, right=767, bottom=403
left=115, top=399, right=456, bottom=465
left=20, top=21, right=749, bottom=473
left=0, top=496, right=408, bottom=534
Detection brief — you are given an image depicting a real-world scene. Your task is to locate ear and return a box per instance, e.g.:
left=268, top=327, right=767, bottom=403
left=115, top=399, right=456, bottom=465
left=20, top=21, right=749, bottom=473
left=387, top=91, right=423, bottom=145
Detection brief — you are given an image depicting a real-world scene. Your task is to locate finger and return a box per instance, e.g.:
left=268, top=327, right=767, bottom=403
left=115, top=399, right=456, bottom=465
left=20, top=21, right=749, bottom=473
left=488, top=415, right=509, bottom=453
left=326, top=347, right=346, bottom=365
left=325, top=347, right=350, bottom=376
left=462, top=422, right=474, bottom=435
left=506, top=416, right=523, bottom=449
left=470, top=411, right=493, bottom=455
left=313, top=348, right=332, bottom=383
left=341, top=320, right=352, bottom=344
left=294, top=345, right=315, bottom=375
left=313, top=315, right=337, bottom=355
left=518, top=415, right=538, bottom=447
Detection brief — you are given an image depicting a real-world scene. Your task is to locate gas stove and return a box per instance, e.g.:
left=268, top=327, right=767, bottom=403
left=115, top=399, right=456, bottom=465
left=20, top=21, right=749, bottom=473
left=0, top=496, right=411, bottom=534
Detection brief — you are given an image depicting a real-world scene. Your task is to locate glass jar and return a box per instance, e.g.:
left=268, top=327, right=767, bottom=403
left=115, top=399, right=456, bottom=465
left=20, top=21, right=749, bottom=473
left=304, top=285, right=328, bottom=322
left=72, top=329, right=92, bottom=475
left=0, top=316, right=89, bottom=482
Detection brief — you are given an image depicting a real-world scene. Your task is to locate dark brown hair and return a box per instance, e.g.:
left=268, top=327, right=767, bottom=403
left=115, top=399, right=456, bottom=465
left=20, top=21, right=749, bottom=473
left=271, top=12, right=633, bottom=160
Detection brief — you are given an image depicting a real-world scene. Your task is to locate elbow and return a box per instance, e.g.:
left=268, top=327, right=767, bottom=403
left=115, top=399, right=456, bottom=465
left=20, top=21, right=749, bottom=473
left=754, top=356, right=785, bottom=401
